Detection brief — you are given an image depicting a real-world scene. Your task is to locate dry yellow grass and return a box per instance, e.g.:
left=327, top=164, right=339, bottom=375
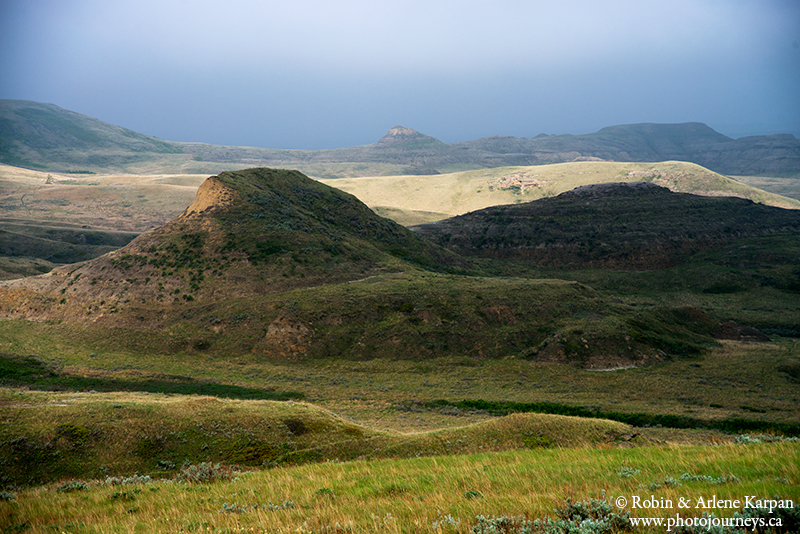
left=0, top=163, right=206, bottom=232
left=330, top=161, right=800, bottom=225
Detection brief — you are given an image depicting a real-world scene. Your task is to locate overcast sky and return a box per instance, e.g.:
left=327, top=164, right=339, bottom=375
left=2, top=0, right=799, bottom=149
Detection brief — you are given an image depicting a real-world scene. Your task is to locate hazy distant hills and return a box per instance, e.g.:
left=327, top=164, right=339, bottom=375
left=2, top=99, right=799, bottom=177
left=0, top=99, right=183, bottom=171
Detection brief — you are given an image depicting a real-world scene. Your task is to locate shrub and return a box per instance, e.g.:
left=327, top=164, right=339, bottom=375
left=177, top=462, right=233, bottom=483
left=316, top=487, right=335, bottom=497
left=156, top=460, right=175, bottom=471
left=103, top=474, right=152, bottom=486
left=220, top=501, right=296, bottom=514
left=110, top=489, right=140, bottom=501
left=54, top=423, right=89, bottom=443
left=735, top=434, right=799, bottom=444
left=680, top=473, right=739, bottom=485
left=523, top=435, right=553, bottom=449
left=472, top=495, right=633, bottom=534
left=616, top=463, right=641, bottom=478
left=56, top=480, right=88, bottom=493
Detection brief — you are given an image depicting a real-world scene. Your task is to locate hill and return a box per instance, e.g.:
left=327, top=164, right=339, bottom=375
left=331, top=161, right=800, bottom=226
left=2, top=161, right=796, bottom=277
left=411, top=182, right=800, bottom=270
left=2, top=100, right=799, bottom=177
left=0, top=163, right=207, bottom=279
left=0, top=167, right=738, bottom=368
left=0, top=167, right=466, bottom=324
left=0, top=100, right=185, bottom=172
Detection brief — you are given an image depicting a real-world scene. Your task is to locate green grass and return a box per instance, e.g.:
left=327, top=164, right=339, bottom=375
left=1, top=441, right=796, bottom=533
left=0, top=352, right=305, bottom=400
left=1, top=314, right=797, bottom=436
left=1, top=116, right=798, bottom=533
left=421, top=399, right=800, bottom=436
left=462, top=232, right=800, bottom=339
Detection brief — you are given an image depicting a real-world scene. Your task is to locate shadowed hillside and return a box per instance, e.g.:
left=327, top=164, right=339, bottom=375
left=0, top=100, right=183, bottom=172
left=411, top=182, right=800, bottom=270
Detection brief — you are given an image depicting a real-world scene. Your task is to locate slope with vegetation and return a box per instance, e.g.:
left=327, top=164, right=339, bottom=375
left=411, top=181, right=800, bottom=269
left=0, top=388, right=639, bottom=487
left=0, top=163, right=205, bottom=278
left=5, top=160, right=795, bottom=280
left=1, top=401, right=797, bottom=533
left=0, top=168, right=465, bottom=324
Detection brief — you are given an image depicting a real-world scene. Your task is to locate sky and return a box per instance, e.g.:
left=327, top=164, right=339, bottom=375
left=1, top=0, right=799, bottom=149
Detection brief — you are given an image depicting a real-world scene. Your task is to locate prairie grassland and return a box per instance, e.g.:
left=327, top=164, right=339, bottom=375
left=1, top=441, right=797, bottom=533
left=0, top=165, right=207, bottom=278
left=0, top=164, right=205, bottom=232
left=1, top=162, right=798, bottom=532
left=6, top=161, right=792, bottom=241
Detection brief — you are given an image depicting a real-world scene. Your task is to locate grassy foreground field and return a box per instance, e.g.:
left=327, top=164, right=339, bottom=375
left=1, top=439, right=797, bottom=533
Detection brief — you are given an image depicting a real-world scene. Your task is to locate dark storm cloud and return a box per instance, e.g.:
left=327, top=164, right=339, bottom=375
left=1, top=0, right=799, bottom=148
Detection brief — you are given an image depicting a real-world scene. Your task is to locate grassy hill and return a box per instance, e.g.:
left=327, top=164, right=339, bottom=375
left=0, top=100, right=185, bottom=173
left=2, top=437, right=796, bottom=533
left=2, top=161, right=796, bottom=277
left=2, top=103, right=800, bottom=533
left=0, top=223, right=138, bottom=264
left=0, top=163, right=207, bottom=279
left=3, top=100, right=799, bottom=178
left=0, top=168, right=467, bottom=323
left=410, top=181, right=800, bottom=340
left=0, top=387, right=638, bottom=487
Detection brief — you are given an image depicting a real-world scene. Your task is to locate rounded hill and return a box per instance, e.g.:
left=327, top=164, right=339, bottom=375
left=0, top=168, right=466, bottom=323
left=411, top=182, right=800, bottom=270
